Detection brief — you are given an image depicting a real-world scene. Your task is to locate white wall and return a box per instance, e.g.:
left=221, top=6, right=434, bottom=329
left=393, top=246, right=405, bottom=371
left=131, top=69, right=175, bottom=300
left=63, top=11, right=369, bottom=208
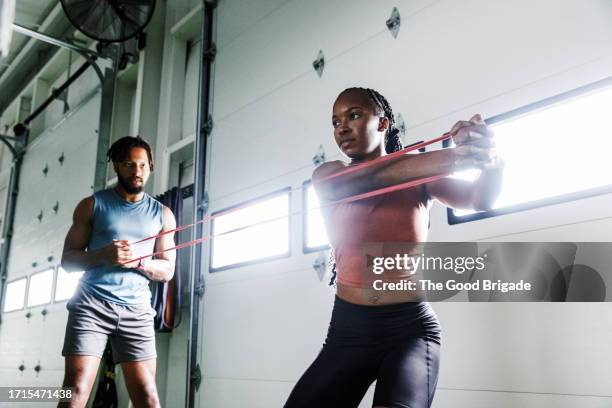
left=198, top=0, right=612, bottom=407
left=0, top=1, right=197, bottom=406
left=0, top=88, right=100, bottom=405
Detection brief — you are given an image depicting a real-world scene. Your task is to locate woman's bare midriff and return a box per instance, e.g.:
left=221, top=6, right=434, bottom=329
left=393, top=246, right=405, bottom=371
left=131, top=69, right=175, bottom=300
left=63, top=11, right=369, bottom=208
left=336, top=281, right=424, bottom=305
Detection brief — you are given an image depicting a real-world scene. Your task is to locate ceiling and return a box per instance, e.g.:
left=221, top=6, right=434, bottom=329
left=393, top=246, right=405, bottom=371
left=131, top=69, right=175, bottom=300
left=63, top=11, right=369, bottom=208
left=0, top=0, right=56, bottom=75
left=0, top=0, right=76, bottom=116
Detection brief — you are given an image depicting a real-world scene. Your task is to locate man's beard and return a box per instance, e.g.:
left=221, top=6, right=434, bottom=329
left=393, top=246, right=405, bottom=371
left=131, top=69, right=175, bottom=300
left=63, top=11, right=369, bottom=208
left=117, top=174, right=144, bottom=194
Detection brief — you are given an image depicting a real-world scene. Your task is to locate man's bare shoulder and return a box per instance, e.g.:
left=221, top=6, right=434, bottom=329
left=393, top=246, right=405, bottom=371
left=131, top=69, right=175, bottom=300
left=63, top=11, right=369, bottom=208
left=161, top=205, right=177, bottom=230
left=74, top=196, right=94, bottom=221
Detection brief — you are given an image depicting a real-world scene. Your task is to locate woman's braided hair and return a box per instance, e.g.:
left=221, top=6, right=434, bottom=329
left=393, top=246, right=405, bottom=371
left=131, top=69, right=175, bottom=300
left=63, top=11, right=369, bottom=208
left=327, top=88, right=404, bottom=286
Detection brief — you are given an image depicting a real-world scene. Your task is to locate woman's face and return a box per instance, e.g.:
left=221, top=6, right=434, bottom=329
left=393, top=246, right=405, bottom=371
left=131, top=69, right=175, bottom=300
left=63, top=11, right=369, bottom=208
left=332, top=90, right=387, bottom=161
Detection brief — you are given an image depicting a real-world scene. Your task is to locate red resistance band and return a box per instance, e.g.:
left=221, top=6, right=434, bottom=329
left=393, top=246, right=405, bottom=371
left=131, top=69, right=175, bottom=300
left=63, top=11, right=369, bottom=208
left=121, top=133, right=453, bottom=265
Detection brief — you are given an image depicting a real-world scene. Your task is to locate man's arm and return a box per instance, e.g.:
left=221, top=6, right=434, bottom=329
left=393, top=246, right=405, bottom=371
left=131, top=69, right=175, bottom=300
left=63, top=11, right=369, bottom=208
left=61, top=197, right=132, bottom=271
left=137, top=206, right=177, bottom=282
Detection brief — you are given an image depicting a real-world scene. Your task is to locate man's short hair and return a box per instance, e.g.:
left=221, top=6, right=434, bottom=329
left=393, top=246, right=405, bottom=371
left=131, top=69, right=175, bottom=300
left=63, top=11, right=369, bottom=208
left=107, top=136, right=154, bottom=171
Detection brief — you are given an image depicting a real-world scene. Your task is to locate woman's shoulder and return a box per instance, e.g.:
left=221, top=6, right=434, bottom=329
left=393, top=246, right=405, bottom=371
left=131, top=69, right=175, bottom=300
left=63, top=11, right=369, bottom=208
left=312, top=160, right=346, bottom=181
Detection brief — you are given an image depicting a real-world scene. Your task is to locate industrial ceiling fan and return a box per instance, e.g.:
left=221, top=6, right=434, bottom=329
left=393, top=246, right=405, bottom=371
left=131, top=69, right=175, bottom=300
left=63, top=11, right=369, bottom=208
left=60, top=0, right=156, bottom=43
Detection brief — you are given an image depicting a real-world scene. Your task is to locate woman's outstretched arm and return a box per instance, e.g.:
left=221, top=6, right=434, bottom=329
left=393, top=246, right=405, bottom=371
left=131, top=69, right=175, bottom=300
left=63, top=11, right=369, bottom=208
left=313, top=114, right=496, bottom=203
left=424, top=114, right=504, bottom=211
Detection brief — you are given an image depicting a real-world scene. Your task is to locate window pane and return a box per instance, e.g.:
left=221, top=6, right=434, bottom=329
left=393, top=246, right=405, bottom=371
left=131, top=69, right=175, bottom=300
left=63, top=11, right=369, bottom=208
left=27, top=269, right=54, bottom=307
left=211, top=192, right=290, bottom=269
left=54, top=268, right=84, bottom=302
left=305, top=184, right=329, bottom=249
left=452, top=85, right=612, bottom=219
left=3, top=278, right=27, bottom=312
left=214, top=194, right=289, bottom=235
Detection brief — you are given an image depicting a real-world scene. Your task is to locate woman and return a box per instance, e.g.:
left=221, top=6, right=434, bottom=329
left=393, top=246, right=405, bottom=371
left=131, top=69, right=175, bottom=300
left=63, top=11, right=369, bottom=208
left=284, top=87, right=504, bottom=408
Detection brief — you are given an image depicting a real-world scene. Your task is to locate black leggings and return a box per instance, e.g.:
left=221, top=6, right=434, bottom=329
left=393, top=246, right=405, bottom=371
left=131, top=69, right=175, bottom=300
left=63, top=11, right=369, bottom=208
left=284, top=295, right=441, bottom=408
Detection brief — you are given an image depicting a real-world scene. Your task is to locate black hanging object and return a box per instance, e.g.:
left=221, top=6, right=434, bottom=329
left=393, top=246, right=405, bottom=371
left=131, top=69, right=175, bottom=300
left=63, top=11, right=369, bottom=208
left=53, top=202, right=59, bottom=214
left=119, top=52, right=131, bottom=70
left=386, top=7, right=401, bottom=38
left=60, top=0, right=156, bottom=43
left=92, top=344, right=118, bottom=407
left=151, top=187, right=184, bottom=332
left=47, top=255, right=54, bottom=262
left=313, top=50, right=325, bottom=77
left=42, top=164, right=48, bottom=176
left=37, top=211, right=43, bottom=223
left=58, top=152, right=65, bottom=165
left=137, top=32, right=147, bottom=50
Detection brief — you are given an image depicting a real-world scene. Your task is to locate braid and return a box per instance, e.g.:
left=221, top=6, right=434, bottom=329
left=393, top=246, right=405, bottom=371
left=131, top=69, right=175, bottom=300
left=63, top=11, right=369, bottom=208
left=327, top=87, right=403, bottom=286
left=366, top=88, right=404, bottom=154
left=328, top=248, right=337, bottom=287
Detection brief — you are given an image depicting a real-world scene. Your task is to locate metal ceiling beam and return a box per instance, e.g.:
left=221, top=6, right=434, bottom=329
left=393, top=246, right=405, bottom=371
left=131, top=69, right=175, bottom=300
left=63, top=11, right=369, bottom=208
left=12, top=23, right=102, bottom=59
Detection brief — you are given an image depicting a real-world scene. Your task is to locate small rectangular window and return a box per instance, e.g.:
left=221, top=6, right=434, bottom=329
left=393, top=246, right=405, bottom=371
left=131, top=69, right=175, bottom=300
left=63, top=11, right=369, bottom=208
left=449, top=77, right=612, bottom=224
left=54, top=267, right=84, bottom=302
left=27, top=268, right=54, bottom=307
left=3, top=278, right=27, bottom=313
left=303, top=181, right=330, bottom=252
left=210, top=189, right=291, bottom=271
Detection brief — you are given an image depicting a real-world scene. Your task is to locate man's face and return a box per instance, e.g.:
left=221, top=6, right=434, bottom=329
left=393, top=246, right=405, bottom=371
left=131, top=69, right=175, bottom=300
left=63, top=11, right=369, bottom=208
left=114, top=147, right=152, bottom=194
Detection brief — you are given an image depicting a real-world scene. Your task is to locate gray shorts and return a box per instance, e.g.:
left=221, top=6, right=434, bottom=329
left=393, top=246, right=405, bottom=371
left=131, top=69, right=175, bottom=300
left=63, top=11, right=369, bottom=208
left=62, top=286, right=157, bottom=363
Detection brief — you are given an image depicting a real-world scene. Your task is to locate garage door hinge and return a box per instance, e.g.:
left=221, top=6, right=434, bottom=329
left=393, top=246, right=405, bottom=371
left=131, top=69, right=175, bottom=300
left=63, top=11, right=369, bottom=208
left=191, top=364, right=202, bottom=391
left=197, top=192, right=209, bottom=214
left=312, top=50, right=325, bottom=77
left=203, top=43, right=217, bottom=62
left=386, top=7, right=401, bottom=38
left=312, top=145, right=325, bottom=166
left=312, top=251, right=328, bottom=282
left=195, top=281, right=206, bottom=298
left=202, top=115, right=214, bottom=135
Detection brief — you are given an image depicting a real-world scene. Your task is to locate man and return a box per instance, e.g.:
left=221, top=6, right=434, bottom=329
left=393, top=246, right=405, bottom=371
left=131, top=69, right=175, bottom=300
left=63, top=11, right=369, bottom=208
left=59, top=136, right=177, bottom=408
